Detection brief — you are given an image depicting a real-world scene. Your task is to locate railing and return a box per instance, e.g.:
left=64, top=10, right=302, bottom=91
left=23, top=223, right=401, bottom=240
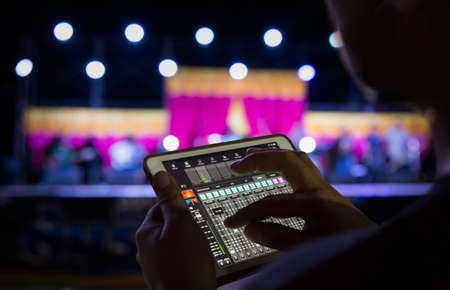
left=0, top=183, right=432, bottom=198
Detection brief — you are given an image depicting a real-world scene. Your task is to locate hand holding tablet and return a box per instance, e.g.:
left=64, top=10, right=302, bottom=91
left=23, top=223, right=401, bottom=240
left=136, top=171, right=216, bottom=290
left=225, top=148, right=375, bottom=250
left=136, top=134, right=375, bottom=287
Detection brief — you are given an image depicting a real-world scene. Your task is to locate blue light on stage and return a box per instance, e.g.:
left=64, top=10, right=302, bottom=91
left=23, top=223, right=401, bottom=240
left=85, top=60, right=105, bottom=79
left=162, top=135, right=180, bottom=151
left=263, top=28, right=283, bottom=47
left=297, top=65, right=316, bottom=82
left=15, top=59, right=33, bottom=77
left=229, top=63, right=248, bottom=80
left=53, top=22, right=73, bottom=41
left=207, top=133, right=222, bottom=144
left=195, top=27, right=214, bottom=46
left=329, top=31, right=344, bottom=48
left=124, top=23, right=145, bottom=43
left=158, top=59, right=178, bottom=78
left=298, top=136, right=316, bottom=153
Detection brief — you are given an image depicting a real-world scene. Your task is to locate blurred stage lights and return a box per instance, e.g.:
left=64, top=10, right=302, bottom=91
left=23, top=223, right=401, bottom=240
left=297, top=65, right=316, bottom=82
left=329, top=31, right=344, bottom=48
left=207, top=133, right=223, bottom=144
left=158, top=59, right=178, bottom=78
left=162, top=135, right=180, bottom=151
left=85, top=60, right=106, bottom=79
left=15, top=59, right=33, bottom=77
left=53, top=22, right=73, bottom=41
left=263, top=28, right=283, bottom=47
left=229, top=63, right=248, bottom=80
left=195, top=27, right=214, bottom=46
left=299, top=136, right=316, bottom=154
left=125, top=23, right=145, bottom=43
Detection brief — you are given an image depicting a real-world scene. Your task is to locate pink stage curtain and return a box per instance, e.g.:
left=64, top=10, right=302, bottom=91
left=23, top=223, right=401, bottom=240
left=169, top=96, right=231, bottom=148
left=27, top=133, right=55, bottom=168
left=61, top=134, right=90, bottom=150
left=242, top=97, right=306, bottom=137
left=351, top=137, right=369, bottom=162
left=168, top=95, right=305, bottom=147
left=136, top=136, right=161, bottom=155
left=166, top=67, right=308, bottom=147
left=92, top=136, right=126, bottom=167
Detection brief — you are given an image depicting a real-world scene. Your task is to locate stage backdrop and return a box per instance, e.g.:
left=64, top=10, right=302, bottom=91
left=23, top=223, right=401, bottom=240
left=165, top=66, right=308, bottom=148
left=25, top=108, right=430, bottom=168
left=24, top=107, right=166, bottom=167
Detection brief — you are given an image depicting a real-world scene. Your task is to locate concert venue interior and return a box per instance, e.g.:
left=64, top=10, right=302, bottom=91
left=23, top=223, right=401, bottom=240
left=0, top=2, right=436, bottom=289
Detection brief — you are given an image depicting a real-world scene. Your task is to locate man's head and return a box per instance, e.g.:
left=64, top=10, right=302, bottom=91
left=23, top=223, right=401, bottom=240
left=326, top=0, right=449, bottom=110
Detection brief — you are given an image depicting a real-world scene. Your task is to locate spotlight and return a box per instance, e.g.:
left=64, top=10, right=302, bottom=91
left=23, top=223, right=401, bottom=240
left=85, top=60, right=105, bottom=79
left=297, top=65, right=316, bottom=82
left=110, top=142, right=134, bottom=165
left=329, top=31, right=344, bottom=48
left=229, top=62, right=248, bottom=80
left=350, top=164, right=368, bottom=177
left=53, top=22, right=73, bottom=41
left=15, top=59, right=33, bottom=77
left=162, top=135, right=180, bottom=151
left=298, top=136, right=316, bottom=153
left=207, top=133, right=222, bottom=144
left=158, top=59, right=178, bottom=78
left=195, top=27, right=214, bottom=46
left=124, top=23, right=145, bottom=43
left=263, top=28, right=283, bottom=47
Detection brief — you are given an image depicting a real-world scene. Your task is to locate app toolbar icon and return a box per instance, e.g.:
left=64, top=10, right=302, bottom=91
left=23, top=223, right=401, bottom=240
left=181, top=189, right=195, bottom=199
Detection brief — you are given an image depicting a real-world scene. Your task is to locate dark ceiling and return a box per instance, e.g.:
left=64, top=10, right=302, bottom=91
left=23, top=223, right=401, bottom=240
left=3, top=1, right=359, bottom=105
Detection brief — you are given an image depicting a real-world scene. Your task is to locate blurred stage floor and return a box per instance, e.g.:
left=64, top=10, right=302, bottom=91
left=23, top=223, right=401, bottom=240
left=0, top=183, right=432, bottom=198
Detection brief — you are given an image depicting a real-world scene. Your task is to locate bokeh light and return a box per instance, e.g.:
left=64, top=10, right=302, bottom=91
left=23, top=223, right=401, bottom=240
left=329, top=31, right=344, bottom=48
left=158, top=59, right=178, bottom=78
left=229, top=62, right=248, bottom=80
left=124, top=23, right=145, bottom=43
left=297, top=65, right=316, bottom=82
left=85, top=60, right=106, bottom=79
left=263, top=28, right=283, bottom=47
left=195, top=27, right=214, bottom=46
left=207, top=133, right=223, bottom=144
left=299, top=136, right=316, bottom=153
left=53, top=22, right=73, bottom=41
left=15, top=59, right=33, bottom=77
left=162, top=135, right=180, bottom=151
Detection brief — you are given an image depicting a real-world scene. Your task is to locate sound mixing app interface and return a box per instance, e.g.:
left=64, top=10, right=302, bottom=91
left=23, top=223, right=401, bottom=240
left=163, top=143, right=305, bottom=269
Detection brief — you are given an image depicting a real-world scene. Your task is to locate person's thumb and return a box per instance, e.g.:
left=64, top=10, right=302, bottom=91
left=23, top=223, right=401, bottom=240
left=152, top=171, right=187, bottom=219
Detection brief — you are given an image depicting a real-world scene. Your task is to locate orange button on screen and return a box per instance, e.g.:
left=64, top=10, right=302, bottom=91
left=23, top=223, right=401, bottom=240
left=181, top=189, right=195, bottom=199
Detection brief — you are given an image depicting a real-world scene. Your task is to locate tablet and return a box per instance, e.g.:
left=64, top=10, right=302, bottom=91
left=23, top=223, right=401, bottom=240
left=143, top=134, right=306, bottom=284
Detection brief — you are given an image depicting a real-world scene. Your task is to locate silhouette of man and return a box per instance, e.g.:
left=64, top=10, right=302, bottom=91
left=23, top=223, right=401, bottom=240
left=136, top=2, right=450, bottom=289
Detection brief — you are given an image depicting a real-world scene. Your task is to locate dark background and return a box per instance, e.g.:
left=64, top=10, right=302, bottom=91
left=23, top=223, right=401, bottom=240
left=0, top=3, right=431, bottom=288
left=1, top=1, right=380, bottom=159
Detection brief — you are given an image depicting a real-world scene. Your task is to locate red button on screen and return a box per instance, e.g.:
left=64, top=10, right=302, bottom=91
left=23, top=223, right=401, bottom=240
left=181, top=189, right=195, bottom=199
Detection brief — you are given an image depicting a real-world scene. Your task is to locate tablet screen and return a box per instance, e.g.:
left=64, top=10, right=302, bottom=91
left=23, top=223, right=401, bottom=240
left=162, top=141, right=305, bottom=272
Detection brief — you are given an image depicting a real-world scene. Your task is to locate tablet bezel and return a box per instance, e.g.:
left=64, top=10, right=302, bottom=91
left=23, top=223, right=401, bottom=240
left=143, top=134, right=296, bottom=285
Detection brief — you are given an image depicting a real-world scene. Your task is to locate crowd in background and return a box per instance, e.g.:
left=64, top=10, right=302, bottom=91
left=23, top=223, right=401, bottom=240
left=25, top=123, right=434, bottom=185
left=308, top=124, right=434, bottom=183
left=33, top=137, right=147, bottom=185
